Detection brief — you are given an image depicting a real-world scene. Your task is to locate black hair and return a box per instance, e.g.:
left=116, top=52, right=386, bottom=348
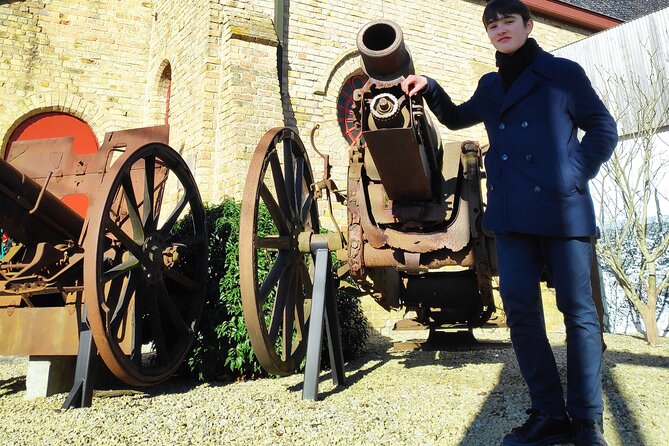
left=483, top=0, right=532, bottom=26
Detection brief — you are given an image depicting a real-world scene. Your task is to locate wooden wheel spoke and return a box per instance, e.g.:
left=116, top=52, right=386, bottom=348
left=268, top=269, right=292, bottom=341
left=171, top=233, right=206, bottom=249
left=130, top=277, right=144, bottom=364
left=294, top=157, right=304, bottom=216
left=293, top=263, right=308, bottom=342
left=102, top=256, right=140, bottom=284
left=283, top=139, right=297, bottom=217
left=158, top=191, right=191, bottom=238
left=299, top=260, right=313, bottom=298
left=146, top=285, right=169, bottom=365
left=282, top=275, right=296, bottom=360
left=259, top=253, right=289, bottom=304
left=257, top=235, right=292, bottom=251
left=163, top=265, right=200, bottom=291
left=143, top=155, right=156, bottom=232
left=269, top=150, right=294, bottom=220
left=300, top=194, right=314, bottom=224
left=106, top=218, right=152, bottom=268
left=121, top=175, right=144, bottom=241
left=109, top=270, right=139, bottom=334
left=294, top=298, right=306, bottom=342
left=260, top=183, right=290, bottom=234
left=156, top=280, right=191, bottom=334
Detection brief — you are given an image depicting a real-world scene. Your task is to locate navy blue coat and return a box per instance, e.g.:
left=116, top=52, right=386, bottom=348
left=424, top=50, right=618, bottom=237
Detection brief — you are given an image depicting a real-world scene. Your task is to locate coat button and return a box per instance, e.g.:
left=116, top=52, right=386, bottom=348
left=521, top=121, right=529, bottom=128
left=489, top=184, right=495, bottom=191
left=498, top=123, right=506, bottom=130
left=525, top=154, right=532, bottom=161
left=534, top=185, right=542, bottom=193
left=501, top=153, right=509, bottom=161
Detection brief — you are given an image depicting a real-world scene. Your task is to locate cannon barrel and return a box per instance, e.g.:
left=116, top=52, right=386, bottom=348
left=0, top=157, right=84, bottom=246
left=356, top=19, right=414, bottom=81
left=356, top=20, right=438, bottom=201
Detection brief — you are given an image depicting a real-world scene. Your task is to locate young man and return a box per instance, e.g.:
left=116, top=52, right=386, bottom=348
left=401, top=1, right=617, bottom=445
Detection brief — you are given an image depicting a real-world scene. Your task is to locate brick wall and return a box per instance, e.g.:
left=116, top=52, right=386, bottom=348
left=0, top=0, right=154, bottom=151
left=0, top=0, right=592, bottom=335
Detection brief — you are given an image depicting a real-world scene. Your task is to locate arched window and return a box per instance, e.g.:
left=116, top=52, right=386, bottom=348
left=5, top=112, right=99, bottom=216
left=160, top=64, right=172, bottom=124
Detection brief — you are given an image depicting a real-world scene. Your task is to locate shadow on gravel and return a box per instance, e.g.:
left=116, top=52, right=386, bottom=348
left=0, top=376, right=25, bottom=397
left=455, top=342, right=669, bottom=446
left=286, top=356, right=386, bottom=399
left=89, top=363, right=210, bottom=401
left=598, top=349, right=669, bottom=446
left=289, top=331, right=515, bottom=400
left=323, top=331, right=667, bottom=446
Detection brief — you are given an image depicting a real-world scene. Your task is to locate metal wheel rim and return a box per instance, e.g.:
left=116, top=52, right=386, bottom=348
left=240, top=127, right=320, bottom=376
left=85, top=143, right=207, bottom=386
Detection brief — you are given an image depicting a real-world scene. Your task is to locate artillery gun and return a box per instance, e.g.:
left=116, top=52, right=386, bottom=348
left=239, top=20, right=498, bottom=399
left=0, top=125, right=207, bottom=407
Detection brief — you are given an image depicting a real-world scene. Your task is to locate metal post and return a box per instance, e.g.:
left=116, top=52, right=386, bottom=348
left=62, top=304, right=98, bottom=409
left=302, top=240, right=346, bottom=400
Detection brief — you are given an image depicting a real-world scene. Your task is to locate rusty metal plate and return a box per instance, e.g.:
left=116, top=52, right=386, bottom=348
left=0, top=305, right=134, bottom=356
left=0, top=155, right=84, bottom=245
left=366, top=141, right=463, bottom=226
left=7, top=137, right=108, bottom=202
left=0, top=306, right=81, bottom=355
left=363, top=127, right=432, bottom=200
left=6, top=124, right=169, bottom=206
left=382, top=195, right=471, bottom=253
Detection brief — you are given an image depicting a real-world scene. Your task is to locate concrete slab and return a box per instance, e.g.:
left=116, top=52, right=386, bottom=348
left=25, top=356, right=76, bottom=399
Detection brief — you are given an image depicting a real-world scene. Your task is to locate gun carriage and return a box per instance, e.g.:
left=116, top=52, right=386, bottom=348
left=0, top=125, right=207, bottom=406
left=239, top=20, right=499, bottom=396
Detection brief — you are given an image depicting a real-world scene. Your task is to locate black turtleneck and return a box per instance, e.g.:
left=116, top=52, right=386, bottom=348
left=495, top=37, right=541, bottom=92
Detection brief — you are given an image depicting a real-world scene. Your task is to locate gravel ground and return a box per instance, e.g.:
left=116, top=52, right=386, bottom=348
left=0, top=330, right=667, bottom=446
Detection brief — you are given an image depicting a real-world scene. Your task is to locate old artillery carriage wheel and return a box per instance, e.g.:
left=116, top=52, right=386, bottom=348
left=84, top=143, right=207, bottom=386
left=240, top=127, right=321, bottom=376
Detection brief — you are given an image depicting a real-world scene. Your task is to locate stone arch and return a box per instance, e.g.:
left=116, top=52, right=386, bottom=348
left=314, top=49, right=366, bottom=166
left=314, top=48, right=360, bottom=97
left=0, top=92, right=109, bottom=157
left=311, top=49, right=368, bottom=226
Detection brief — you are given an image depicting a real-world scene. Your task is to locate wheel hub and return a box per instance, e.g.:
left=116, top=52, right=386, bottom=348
left=143, top=234, right=165, bottom=281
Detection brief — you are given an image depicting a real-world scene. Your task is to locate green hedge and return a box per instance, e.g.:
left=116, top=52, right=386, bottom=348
left=173, top=198, right=368, bottom=381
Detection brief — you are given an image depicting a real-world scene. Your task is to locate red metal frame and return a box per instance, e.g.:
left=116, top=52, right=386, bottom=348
left=337, top=74, right=368, bottom=146
left=5, top=112, right=100, bottom=216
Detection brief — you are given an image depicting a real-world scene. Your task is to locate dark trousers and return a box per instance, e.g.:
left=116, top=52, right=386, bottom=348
left=495, top=233, right=603, bottom=420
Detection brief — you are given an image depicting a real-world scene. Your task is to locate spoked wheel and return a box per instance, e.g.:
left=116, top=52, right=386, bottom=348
left=85, top=143, right=207, bottom=386
left=240, top=127, right=320, bottom=376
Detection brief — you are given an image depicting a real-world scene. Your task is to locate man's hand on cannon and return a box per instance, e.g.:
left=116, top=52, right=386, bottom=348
left=401, top=74, right=428, bottom=97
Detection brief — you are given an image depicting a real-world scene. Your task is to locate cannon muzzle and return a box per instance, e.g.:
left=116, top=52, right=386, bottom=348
left=356, top=19, right=414, bottom=81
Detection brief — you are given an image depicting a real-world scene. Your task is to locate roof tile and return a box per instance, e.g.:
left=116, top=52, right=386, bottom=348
left=558, top=0, right=669, bottom=21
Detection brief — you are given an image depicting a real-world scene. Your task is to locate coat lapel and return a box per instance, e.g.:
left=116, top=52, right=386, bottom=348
left=486, top=76, right=505, bottom=107
left=499, top=69, right=539, bottom=117
left=497, top=50, right=555, bottom=118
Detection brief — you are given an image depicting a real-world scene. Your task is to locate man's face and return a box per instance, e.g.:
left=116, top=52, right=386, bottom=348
left=485, top=13, right=533, bottom=54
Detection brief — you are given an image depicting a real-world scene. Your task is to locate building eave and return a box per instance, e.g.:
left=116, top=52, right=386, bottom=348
left=523, top=0, right=623, bottom=31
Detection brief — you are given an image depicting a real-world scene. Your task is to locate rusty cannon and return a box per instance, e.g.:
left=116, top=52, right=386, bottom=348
left=239, top=19, right=498, bottom=400
left=0, top=125, right=207, bottom=407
